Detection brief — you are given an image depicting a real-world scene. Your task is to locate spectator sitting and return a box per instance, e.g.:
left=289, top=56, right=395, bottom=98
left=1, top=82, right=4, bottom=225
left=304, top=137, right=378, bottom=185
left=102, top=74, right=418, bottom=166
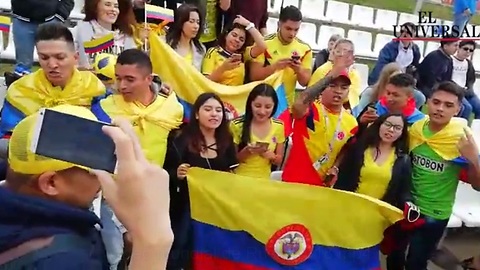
left=368, top=22, right=422, bottom=86
left=313, top=34, right=342, bottom=72
left=417, top=36, right=458, bottom=98
left=75, top=0, right=138, bottom=70
left=451, top=40, right=480, bottom=119
left=357, top=73, right=425, bottom=134
left=355, top=63, right=425, bottom=116
left=308, top=38, right=360, bottom=109
left=0, top=105, right=108, bottom=269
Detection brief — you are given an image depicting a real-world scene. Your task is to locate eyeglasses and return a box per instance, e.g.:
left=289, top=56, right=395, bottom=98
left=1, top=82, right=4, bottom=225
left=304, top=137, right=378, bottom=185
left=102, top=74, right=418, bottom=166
left=382, top=121, right=403, bottom=131
left=462, top=47, right=474, bottom=52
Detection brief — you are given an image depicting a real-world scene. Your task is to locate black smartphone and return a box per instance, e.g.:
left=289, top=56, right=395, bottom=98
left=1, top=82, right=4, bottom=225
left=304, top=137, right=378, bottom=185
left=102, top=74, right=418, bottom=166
left=31, top=108, right=117, bottom=173
left=367, top=104, right=377, bottom=113
left=291, top=55, right=300, bottom=61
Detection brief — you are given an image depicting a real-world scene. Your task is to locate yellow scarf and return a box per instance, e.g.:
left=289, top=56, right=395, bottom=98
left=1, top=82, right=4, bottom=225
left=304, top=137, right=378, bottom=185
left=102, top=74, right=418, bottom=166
left=409, top=117, right=468, bottom=160
left=7, top=69, right=106, bottom=116
left=99, top=93, right=183, bottom=166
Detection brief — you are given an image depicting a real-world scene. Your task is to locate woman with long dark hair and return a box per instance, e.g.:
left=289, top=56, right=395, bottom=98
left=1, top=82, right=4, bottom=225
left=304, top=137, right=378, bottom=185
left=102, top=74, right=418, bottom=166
left=165, top=4, right=205, bottom=71
left=75, top=0, right=137, bottom=69
left=163, top=92, right=238, bottom=270
left=202, top=15, right=266, bottom=86
left=230, top=83, right=285, bottom=178
left=334, top=113, right=413, bottom=270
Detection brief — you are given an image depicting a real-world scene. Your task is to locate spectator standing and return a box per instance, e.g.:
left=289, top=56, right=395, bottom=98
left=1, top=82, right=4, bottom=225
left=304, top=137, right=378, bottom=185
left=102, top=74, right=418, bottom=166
left=250, top=6, right=313, bottom=109
left=185, top=0, right=231, bottom=49
left=226, top=0, right=268, bottom=37
left=75, top=0, right=137, bottom=69
left=451, top=40, right=480, bottom=119
left=11, top=0, right=74, bottom=76
left=453, top=0, right=476, bottom=35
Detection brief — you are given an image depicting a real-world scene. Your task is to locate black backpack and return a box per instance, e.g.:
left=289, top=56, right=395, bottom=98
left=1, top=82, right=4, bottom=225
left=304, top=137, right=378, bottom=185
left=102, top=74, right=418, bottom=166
left=0, top=234, right=92, bottom=269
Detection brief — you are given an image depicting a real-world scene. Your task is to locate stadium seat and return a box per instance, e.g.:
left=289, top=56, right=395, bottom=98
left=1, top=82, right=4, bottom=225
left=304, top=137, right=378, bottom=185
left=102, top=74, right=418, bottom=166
left=0, top=32, right=4, bottom=55
left=70, top=0, right=85, bottom=20
left=270, top=171, right=283, bottom=181
left=353, top=63, right=369, bottom=91
left=269, top=0, right=299, bottom=13
left=317, top=25, right=345, bottom=49
left=325, top=1, right=351, bottom=25
left=350, top=5, right=375, bottom=29
left=0, top=1, right=11, bottom=11
left=301, top=0, right=327, bottom=21
left=472, top=51, right=480, bottom=71
left=2, top=30, right=15, bottom=61
left=398, top=13, right=417, bottom=26
left=424, top=42, right=439, bottom=56
left=447, top=214, right=462, bottom=228
left=413, top=40, right=425, bottom=58
left=471, top=119, right=480, bottom=145
left=372, top=34, right=394, bottom=56
left=266, top=17, right=278, bottom=34
left=298, top=22, right=319, bottom=50
left=347, top=30, right=374, bottom=58
left=374, top=9, right=398, bottom=32
left=474, top=80, right=480, bottom=97
left=452, top=181, right=480, bottom=227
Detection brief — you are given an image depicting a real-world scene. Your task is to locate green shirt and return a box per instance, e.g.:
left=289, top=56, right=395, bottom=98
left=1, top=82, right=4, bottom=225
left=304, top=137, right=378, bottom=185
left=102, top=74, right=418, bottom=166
left=200, top=0, right=217, bottom=43
left=411, top=125, right=461, bottom=220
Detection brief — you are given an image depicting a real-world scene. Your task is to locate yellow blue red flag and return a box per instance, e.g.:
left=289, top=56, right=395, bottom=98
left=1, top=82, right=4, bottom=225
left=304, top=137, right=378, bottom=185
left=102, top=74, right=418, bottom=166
left=83, top=33, right=115, bottom=54
left=0, top=16, right=11, bottom=32
left=148, top=33, right=288, bottom=121
left=187, top=168, right=403, bottom=269
left=145, top=4, right=174, bottom=22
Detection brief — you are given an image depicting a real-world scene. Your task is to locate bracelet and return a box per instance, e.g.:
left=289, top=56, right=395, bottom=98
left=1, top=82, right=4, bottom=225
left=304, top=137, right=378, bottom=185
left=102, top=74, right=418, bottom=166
left=245, top=23, right=255, bottom=31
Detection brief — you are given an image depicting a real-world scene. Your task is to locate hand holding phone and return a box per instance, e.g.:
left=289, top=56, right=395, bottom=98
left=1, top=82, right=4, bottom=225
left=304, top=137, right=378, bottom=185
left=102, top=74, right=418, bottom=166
left=231, top=53, right=242, bottom=62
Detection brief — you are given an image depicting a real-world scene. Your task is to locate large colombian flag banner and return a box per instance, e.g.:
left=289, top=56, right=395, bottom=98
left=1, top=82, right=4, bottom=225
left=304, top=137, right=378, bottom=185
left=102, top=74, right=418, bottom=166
left=149, top=33, right=288, bottom=121
left=187, top=168, right=403, bottom=270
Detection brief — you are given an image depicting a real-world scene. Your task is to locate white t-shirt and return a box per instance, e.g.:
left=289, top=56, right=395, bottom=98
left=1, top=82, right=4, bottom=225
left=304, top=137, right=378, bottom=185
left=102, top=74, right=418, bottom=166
left=395, top=43, right=414, bottom=70
left=451, top=56, right=468, bottom=88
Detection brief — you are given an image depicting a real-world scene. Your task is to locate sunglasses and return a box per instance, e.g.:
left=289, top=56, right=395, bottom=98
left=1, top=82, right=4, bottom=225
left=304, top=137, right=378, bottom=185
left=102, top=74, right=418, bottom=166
left=462, top=47, right=474, bottom=52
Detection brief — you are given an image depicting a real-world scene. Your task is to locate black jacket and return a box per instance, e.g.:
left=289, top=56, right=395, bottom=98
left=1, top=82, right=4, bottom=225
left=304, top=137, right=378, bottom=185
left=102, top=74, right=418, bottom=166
left=417, top=49, right=453, bottom=98
left=12, top=0, right=74, bottom=22
left=462, top=58, right=476, bottom=98
left=334, top=140, right=413, bottom=209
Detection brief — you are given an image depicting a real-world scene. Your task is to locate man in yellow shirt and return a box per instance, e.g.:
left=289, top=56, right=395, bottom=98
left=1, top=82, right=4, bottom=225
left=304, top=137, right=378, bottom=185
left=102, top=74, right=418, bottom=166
left=249, top=5, right=312, bottom=108
left=308, top=39, right=361, bottom=109
left=92, top=49, right=183, bottom=167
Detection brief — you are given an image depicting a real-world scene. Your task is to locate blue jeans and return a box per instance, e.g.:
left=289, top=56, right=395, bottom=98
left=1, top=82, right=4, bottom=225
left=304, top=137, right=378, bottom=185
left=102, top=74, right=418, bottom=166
left=388, top=216, right=449, bottom=270
left=466, top=95, right=480, bottom=119
left=459, top=97, right=473, bottom=119
left=99, top=200, right=124, bottom=270
left=453, top=12, right=472, bottom=36
left=12, top=18, right=59, bottom=72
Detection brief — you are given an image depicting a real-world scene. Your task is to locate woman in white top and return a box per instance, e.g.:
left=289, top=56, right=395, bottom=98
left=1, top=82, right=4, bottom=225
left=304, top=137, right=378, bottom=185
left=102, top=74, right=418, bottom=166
left=75, top=0, right=138, bottom=69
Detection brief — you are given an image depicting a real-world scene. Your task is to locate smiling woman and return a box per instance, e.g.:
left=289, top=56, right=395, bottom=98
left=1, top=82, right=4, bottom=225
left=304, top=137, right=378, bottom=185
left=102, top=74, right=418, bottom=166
left=73, top=0, right=137, bottom=69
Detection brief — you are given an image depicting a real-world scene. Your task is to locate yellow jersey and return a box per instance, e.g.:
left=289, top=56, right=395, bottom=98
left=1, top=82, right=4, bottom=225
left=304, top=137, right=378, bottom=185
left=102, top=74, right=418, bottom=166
left=357, top=148, right=396, bottom=199
left=92, top=93, right=183, bottom=166
left=252, top=33, right=312, bottom=107
left=184, top=48, right=194, bottom=66
left=202, top=46, right=252, bottom=86
left=230, top=117, right=285, bottom=179
left=308, top=61, right=361, bottom=108
left=200, top=0, right=218, bottom=43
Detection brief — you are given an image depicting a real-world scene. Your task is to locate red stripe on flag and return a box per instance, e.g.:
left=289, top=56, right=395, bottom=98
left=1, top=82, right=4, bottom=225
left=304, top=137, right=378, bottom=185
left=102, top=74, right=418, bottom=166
left=193, top=252, right=270, bottom=270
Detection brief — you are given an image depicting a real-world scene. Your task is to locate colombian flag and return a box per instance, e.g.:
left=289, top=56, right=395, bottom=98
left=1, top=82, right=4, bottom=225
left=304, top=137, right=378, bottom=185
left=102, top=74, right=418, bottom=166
left=376, top=96, right=425, bottom=124
left=187, top=168, right=403, bottom=270
left=149, top=32, right=288, bottom=122
left=0, top=16, right=11, bottom=32
left=83, top=33, right=115, bottom=54
left=145, top=4, right=174, bottom=22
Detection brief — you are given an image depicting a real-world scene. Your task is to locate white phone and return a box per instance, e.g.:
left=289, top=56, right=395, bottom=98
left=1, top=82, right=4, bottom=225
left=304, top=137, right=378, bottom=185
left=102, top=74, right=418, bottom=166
left=31, top=108, right=118, bottom=173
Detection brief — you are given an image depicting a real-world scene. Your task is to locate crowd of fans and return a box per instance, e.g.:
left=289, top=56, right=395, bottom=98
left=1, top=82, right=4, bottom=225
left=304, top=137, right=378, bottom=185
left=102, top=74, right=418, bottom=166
left=0, top=0, right=480, bottom=269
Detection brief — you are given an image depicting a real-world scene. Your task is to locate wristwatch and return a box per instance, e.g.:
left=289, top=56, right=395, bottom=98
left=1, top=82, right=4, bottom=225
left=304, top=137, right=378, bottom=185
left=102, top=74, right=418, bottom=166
left=245, top=23, right=255, bottom=31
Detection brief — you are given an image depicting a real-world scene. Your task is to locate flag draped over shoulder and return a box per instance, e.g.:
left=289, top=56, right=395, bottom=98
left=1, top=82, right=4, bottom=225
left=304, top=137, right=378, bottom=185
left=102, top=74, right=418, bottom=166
left=187, top=168, right=403, bottom=270
left=149, top=33, right=288, bottom=121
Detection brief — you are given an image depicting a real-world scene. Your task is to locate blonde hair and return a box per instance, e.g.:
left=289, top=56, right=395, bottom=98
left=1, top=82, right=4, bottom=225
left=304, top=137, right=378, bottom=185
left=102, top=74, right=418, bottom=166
left=370, top=63, right=402, bottom=103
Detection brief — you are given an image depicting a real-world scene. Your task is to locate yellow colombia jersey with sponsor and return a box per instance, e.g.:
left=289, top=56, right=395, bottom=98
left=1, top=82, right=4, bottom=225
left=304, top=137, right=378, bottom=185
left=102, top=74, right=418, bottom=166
left=93, top=93, right=183, bottom=166
left=202, top=46, right=252, bottom=86
left=230, top=117, right=285, bottom=178
left=252, top=33, right=313, bottom=107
